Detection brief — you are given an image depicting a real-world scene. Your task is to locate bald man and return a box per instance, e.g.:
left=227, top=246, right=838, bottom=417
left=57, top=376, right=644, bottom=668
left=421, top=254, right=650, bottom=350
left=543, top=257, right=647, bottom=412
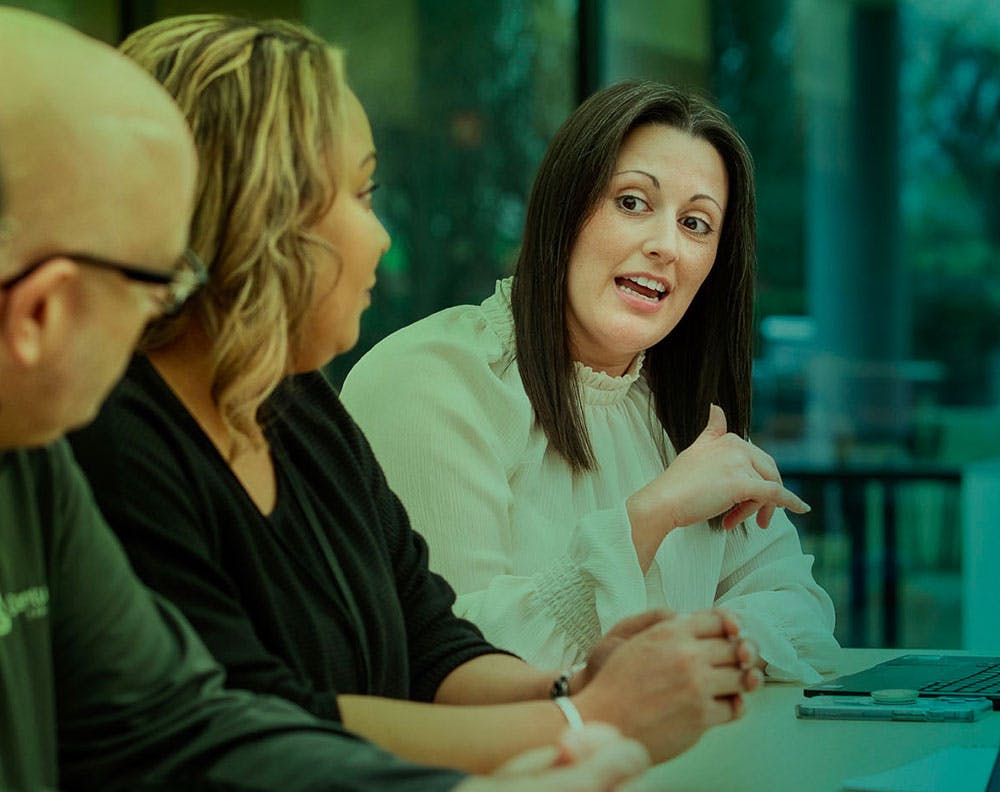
left=0, top=9, right=198, bottom=446
left=0, top=9, right=647, bottom=792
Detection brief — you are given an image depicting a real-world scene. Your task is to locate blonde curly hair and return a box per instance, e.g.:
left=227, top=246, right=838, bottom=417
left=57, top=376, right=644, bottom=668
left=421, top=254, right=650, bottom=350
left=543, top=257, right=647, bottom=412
left=121, top=14, right=346, bottom=454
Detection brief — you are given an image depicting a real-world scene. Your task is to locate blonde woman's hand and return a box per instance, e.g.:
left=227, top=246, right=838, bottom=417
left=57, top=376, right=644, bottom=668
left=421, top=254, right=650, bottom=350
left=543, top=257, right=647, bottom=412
left=567, top=609, right=674, bottom=693
left=570, top=606, right=756, bottom=689
left=627, top=404, right=810, bottom=570
left=570, top=609, right=762, bottom=763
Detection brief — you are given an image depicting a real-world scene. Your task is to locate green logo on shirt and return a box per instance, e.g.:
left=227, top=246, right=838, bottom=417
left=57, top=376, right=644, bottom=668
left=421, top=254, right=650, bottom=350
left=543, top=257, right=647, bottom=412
left=0, top=586, right=49, bottom=636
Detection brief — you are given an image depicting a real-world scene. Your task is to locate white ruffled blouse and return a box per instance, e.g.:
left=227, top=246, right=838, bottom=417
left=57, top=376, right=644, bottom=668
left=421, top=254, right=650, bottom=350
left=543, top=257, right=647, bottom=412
left=341, top=279, right=839, bottom=682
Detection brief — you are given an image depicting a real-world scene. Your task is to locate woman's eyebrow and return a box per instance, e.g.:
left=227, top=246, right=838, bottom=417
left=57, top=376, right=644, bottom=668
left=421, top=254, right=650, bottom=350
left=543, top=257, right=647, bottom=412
left=614, top=170, right=723, bottom=213
left=692, top=192, right=724, bottom=213
left=615, top=169, right=660, bottom=189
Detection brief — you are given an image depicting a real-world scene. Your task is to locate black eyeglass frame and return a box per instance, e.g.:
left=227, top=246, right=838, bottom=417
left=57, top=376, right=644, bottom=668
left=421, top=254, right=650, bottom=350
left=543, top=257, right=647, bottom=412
left=0, top=248, right=208, bottom=314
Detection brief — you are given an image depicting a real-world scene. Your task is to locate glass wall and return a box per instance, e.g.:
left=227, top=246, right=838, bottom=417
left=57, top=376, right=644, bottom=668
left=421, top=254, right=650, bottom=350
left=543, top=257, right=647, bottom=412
left=533, top=0, right=999, bottom=646
left=12, top=0, right=999, bottom=648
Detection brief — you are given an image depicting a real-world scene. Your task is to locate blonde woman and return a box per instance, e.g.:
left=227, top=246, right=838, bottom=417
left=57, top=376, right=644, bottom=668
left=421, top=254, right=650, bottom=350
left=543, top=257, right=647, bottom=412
left=69, top=15, right=762, bottom=776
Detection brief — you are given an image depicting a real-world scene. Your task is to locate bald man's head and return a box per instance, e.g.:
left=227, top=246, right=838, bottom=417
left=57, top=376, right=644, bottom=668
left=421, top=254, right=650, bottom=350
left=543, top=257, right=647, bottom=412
left=0, top=9, right=198, bottom=448
left=0, top=8, right=197, bottom=277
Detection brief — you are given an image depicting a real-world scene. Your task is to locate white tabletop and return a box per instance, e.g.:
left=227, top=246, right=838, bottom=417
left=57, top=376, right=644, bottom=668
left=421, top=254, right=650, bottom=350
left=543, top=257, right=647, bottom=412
left=628, top=649, right=1000, bottom=791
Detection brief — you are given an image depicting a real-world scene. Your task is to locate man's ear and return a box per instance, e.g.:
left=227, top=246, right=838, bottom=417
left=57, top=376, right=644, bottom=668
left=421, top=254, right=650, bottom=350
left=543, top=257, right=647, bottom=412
left=1, top=259, right=78, bottom=367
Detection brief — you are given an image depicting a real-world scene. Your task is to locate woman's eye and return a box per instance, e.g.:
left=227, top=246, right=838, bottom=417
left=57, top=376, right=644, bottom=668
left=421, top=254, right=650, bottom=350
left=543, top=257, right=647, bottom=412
left=360, top=181, right=380, bottom=207
left=615, top=194, right=649, bottom=213
left=681, top=216, right=712, bottom=234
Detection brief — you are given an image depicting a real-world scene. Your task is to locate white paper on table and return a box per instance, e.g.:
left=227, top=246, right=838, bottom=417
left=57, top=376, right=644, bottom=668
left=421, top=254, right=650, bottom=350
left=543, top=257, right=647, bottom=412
left=841, top=746, right=997, bottom=792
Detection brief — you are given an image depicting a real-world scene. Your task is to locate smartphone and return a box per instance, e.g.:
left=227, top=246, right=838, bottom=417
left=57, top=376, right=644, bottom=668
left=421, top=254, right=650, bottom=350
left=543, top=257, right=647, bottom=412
left=796, top=695, right=992, bottom=722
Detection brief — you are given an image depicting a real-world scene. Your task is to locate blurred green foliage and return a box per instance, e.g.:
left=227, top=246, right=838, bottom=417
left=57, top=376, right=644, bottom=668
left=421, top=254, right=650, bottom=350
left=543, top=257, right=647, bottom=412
left=327, top=0, right=572, bottom=385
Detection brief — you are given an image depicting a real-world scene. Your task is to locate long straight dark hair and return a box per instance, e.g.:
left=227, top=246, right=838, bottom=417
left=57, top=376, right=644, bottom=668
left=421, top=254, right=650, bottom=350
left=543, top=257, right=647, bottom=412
left=511, top=80, right=756, bottom=471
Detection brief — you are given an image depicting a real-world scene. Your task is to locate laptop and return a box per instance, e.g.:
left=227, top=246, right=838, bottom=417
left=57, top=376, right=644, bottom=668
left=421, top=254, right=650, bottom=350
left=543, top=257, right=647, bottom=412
left=804, top=654, right=1000, bottom=710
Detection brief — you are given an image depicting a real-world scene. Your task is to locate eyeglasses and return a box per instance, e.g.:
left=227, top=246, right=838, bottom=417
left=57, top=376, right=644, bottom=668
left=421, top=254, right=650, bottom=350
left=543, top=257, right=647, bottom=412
left=0, top=248, right=208, bottom=315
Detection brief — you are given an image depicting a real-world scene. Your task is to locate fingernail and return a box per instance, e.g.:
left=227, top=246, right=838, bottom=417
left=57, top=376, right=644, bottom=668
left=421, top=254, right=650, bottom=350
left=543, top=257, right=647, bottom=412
left=552, top=743, right=575, bottom=767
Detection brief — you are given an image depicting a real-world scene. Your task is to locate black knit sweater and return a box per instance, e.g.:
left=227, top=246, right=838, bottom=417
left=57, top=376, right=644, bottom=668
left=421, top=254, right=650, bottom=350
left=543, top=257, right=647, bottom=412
left=69, top=355, right=504, bottom=722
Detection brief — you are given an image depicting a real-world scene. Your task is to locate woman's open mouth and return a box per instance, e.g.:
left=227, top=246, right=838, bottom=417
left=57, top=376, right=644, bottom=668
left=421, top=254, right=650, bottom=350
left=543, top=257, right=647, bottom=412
left=615, top=275, right=668, bottom=303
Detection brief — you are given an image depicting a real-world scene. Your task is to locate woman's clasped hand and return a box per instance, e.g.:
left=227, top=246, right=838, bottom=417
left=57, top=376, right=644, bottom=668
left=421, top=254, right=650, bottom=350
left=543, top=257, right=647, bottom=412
left=571, top=609, right=762, bottom=761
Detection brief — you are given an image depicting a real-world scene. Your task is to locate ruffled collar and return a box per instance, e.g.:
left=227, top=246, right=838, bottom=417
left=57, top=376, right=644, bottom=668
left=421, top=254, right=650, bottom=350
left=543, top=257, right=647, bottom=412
left=574, top=352, right=645, bottom=406
left=481, top=278, right=516, bottom=341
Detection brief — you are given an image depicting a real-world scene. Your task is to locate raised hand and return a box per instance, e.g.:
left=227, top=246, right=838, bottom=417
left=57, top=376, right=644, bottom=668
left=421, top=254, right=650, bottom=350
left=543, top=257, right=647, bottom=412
left=627, top=404, right=810, bottom=570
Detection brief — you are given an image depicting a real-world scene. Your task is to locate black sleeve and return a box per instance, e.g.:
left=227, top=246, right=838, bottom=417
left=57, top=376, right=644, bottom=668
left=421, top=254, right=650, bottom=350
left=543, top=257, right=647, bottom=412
left=338, top=399, right=515, bottom=703
left=68, top=372, right=344, bottom=721
left=41, top=441, right=465, bottom=792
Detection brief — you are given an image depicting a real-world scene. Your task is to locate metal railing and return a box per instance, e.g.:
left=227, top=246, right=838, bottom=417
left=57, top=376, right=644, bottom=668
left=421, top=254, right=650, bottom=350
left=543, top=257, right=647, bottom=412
left=784, top=465, right=962, bottom=648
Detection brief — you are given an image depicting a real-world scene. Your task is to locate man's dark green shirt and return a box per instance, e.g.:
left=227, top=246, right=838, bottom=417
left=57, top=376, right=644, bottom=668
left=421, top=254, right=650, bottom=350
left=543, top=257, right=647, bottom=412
left=0, top=441, right=465, bottom=791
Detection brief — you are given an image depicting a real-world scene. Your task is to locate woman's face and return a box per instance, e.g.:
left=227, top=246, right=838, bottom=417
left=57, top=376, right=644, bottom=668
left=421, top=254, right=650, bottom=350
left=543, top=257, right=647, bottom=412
left=565, top=123, right=728, bottom=376
left=296, top=89, right=391, bottom=371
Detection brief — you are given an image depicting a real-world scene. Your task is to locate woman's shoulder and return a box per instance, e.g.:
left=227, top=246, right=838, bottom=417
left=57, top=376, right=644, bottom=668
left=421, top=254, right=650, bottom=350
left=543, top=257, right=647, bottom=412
left=342, top=279, right=520, bottom=403
left=66, top=356, right=226, bottom=532
left=276, top=371, right=367, bottom=452
left=363, top=280, right=512, bottom=360
left=341, top=280, right=534, bottom=458
left=72, top=355, right=187, bottom=451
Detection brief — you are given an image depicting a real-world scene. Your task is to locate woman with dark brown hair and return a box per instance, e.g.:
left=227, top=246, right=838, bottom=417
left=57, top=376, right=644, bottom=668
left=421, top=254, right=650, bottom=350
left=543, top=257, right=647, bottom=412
left=343, top=80, right=839, bottom=683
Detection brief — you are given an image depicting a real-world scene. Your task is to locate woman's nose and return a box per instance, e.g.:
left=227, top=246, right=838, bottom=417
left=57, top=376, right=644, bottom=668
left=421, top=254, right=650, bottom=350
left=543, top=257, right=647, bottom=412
left=641, top=219, right=679, bottom=262
left=378, top=217, right=392, bottom=255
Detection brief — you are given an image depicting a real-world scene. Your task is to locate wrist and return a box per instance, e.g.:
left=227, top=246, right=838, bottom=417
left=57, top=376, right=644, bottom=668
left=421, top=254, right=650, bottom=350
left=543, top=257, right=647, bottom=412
left=569, top=687, right=614, bottom=732
left=567, top=661, right=589, bottom=694
left=628, top=487, right=676, bottom=536
left=550, top=672, right=572, bottom=699
left=549, top=660, right=587, bottom=698
left=627, top=489, right=674, bottom=572
left=552, top=695, right=585, bottom=730
left=550, top=668, right=586, bottom=731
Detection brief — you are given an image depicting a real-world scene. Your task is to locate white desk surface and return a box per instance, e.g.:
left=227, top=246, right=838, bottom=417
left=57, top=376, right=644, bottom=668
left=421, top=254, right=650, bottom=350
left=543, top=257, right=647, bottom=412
left=629, top=648, right=1000, bottom=792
